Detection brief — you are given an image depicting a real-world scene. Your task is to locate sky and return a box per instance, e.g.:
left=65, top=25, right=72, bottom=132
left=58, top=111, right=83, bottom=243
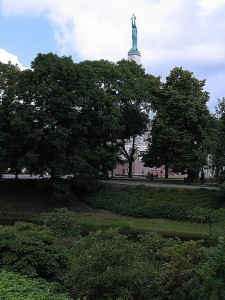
left=1, top=0, right=225, bottom=112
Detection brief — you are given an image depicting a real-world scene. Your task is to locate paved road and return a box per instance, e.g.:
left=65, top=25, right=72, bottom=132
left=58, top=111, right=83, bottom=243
left=1, top=175, right=219, bottom=191
left=101, top=179, right=219, bottom=190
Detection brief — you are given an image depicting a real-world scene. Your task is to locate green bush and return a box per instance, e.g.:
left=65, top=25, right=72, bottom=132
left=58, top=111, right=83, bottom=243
left=88, top=191, right=188, bottom=220
left=197, top=236, right=225, bottom=299
left=188, top=207, right=216, bottom=223
left=138, top=231, right=177, bottom=259
left=64, top=228, right=165, bottom=300
left=0, top=270, right=72, bottom=300
left=0, top=223, right=69, bottom=281
left=42, top=208, right=81, bottom=238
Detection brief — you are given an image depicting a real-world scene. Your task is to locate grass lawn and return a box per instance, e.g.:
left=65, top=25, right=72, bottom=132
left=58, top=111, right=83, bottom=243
left=72, top=211, right=225, bottom=240
left=0, top=180, right=225, bottom=240
left=81, top=183, right=225, bottom=239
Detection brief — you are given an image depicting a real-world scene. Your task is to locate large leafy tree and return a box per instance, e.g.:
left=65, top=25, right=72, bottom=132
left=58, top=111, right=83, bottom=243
left=16, top=56, right=124, bottom=182
left=143, top=67, right=210, bottom=180
left=0, top=55, right=161, bottom=182
left=116, top=60, right=161, bottom=177
left=70, top=60, right=121, bottom=181
left=17, top=53, right=79, bottom=178
left=208, top=98, right=225, bottom=179
left=0, top=62, right=33, bottom=177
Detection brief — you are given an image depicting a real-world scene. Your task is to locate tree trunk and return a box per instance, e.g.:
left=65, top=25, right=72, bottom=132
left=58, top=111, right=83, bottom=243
left=165, top=159, right=169, bottom=179
left=128, top=135, right=136, bottom=178
left=111, top=169, right=114, bottom=178
left=128, top=160, right=133, bottom=178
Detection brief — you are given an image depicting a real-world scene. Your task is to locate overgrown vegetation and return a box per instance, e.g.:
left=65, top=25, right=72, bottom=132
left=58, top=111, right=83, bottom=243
left=86, top=184, right=225, bottom=222
left=1, top=181, right=225, bottom=298
left=0, top=222, right=69, bottom=281
left=0, top=214, right=225, bottom=300
left=0, top=270, right=72, bottom=300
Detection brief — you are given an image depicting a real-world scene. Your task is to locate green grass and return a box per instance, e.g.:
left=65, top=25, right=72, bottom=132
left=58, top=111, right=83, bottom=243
left=71, top=212, right=224, bottom=240
left=112, top=184, right=223, bottom=209
left=0, top=180, right=225, bottom=240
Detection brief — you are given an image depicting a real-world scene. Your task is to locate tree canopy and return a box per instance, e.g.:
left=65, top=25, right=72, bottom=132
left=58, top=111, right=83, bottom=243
left=0, top=54, right=160, bottom=183
left=143, top=67, right=210, bottom=179
left=1, top=56, right=221, bottom=184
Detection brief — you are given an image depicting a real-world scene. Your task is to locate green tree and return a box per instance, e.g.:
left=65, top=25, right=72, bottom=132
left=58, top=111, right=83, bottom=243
left=116, top=59, right=161, bottom=177
left=0, top=62, right=35, bottom=178
left=70, top=60, right=121, bottom=182
left=210, top=98, right=225, bottom=181
left=143, top=67, right=210, bottom=180
left=17, top=53, right=79, bottom=178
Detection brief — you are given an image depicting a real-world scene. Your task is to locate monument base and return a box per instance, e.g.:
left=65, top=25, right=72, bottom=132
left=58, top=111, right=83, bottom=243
left=128, top=54, right=141, bottom=65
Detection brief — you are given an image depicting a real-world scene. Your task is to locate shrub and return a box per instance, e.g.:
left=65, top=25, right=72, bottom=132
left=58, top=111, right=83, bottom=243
left=64, top=228, right=165, bottom=299
left=0, top=222, right=70, bottom=282
left=138, top=231, right=177, bottom=259
left=0, top=270, right=72, bottom=300
left=197, top=236, right=225, bottom=299
left=42, top=208, right=81, bottom=238
left=159, top=239, right=209, bottom=298
left=188, top=207, right=216, bottom=223
left=88, top=191, right=188, bottom=220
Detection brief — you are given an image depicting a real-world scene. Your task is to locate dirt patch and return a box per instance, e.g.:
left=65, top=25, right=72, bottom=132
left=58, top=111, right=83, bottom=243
left=0, top=180, right=104, bottom=219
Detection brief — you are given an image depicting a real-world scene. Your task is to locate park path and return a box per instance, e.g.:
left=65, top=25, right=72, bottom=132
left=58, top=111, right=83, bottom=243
left=101, top=179, right=219, bottom=190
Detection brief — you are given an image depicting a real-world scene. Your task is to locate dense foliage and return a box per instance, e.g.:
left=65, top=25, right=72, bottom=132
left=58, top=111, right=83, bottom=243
left=1, top=55, right=219, bottom=185
left=208, top=98, right=225, bottom=183
left=86, top=184, right=224, bottom=221
left=0, top=222, right=70, bottom=281
left=0, top=270, right=72, bottom=300
left=1, top=216, right=225, bottom=299
left=0, top=55, right=161, bottom=183
left=143, top=67, right=211, bottom=181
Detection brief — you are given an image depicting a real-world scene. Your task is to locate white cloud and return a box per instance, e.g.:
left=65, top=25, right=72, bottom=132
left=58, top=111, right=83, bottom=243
left=2, top=0, right=225, bottom=66
left=1, top=0, right=225, bottom=110
left=197, top=0, right=225, bottom=14
left=0, top=49, right=27, bottom=70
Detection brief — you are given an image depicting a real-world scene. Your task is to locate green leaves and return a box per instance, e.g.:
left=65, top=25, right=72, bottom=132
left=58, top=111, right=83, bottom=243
left=0, top=223, right=70, bottom=281
left=144, top=67, right=210, bottom=179
left=0, top=270, right=72, bottom=300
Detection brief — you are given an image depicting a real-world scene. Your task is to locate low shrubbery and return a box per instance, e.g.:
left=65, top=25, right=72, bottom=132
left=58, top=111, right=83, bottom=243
left=0, top=222, right=70, bottom=281
left=64, top=228, right=164, bottom=299
left=124, top=184, right=223, bottom=209
left=42, top=207, right=81, bottom=238
left=85, top=185, right=224, bottom=222
left=87, top=190, right=189, bottom=220
left=1, top=183, right=225, bottom=299
left=1, top=214, right=225, bottom=299
left=0, top=270, right=72, bottom=300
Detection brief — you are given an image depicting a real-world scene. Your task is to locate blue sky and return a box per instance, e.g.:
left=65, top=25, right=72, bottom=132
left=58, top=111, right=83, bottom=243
left=0, top=15, right=60, bottom=66
left=1, top=0, right=225, bottom=112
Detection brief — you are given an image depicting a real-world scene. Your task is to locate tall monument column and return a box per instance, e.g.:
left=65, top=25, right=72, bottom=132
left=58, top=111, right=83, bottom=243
left=128, top=14, right=141, bottom=64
